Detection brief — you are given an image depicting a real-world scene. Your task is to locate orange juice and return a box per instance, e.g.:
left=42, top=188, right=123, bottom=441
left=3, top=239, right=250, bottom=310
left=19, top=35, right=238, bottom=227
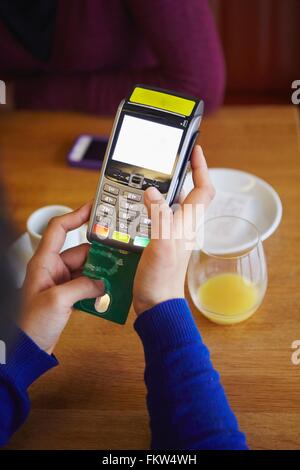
left=198, top=273, right=259, bottom=324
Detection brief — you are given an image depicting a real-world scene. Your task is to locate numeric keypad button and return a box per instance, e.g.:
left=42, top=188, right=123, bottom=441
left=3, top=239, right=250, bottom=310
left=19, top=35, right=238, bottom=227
left=120, top=199, right=141, bottom=212
left=101, top=194, right=117, bottom=205
left=140, top=216, right=151, bottom=226
left=95, top=215, right=112, bottom=227
left=123, top=191, right=142, bottom=202
left=97, top=204, right=114, bottom=216
left=119, top=210, right=137, bottom=222
left=116, top=220, right=130, bottom=233
left=103, top=184, right=119, bottom=196
left=138, top=225, right=150, bottom=237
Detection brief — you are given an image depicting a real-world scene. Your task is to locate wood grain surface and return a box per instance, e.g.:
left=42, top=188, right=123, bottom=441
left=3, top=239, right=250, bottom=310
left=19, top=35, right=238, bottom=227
left=0, top=106, right=299, bottom=450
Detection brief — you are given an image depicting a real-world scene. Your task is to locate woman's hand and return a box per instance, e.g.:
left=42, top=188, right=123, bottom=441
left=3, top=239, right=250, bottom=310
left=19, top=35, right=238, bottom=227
left=20, top=202, right=104, bottom=354
left=133, top=145, right=215, bottom=315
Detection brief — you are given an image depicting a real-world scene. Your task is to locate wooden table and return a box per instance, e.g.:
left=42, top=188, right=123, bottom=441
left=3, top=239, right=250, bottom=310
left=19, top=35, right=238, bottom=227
left=0, top=106, right=299, bottom=450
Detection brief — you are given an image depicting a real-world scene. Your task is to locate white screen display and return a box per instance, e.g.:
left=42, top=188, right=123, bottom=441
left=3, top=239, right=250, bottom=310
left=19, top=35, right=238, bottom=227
left=112, top=115, right=183, bottom=175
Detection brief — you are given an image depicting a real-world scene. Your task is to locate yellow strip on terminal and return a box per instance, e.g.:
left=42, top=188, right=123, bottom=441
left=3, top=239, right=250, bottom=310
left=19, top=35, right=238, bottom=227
left=130, top=87, right=195, bottom=116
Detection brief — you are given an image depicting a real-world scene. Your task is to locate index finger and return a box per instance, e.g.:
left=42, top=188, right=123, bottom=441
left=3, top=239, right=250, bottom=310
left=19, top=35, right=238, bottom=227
left=37, top=201, right=92, bottom=255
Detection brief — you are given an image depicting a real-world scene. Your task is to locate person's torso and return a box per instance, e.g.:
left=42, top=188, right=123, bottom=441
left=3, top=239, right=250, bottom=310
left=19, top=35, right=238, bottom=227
left=0, top=0, right=156, bottom=77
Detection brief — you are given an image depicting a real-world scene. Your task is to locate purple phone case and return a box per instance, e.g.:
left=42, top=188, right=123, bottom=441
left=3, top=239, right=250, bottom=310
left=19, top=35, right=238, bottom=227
left=67, top=135, right=108, bottom=170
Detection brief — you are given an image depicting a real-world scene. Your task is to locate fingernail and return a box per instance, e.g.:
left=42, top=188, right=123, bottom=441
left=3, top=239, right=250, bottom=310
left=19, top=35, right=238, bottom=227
left=146, top=186, right=161, bottom=201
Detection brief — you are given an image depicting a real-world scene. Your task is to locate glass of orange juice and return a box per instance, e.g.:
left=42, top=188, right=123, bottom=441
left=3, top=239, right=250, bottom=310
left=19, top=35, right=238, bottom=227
left=188, top=216, right=267, bottom=324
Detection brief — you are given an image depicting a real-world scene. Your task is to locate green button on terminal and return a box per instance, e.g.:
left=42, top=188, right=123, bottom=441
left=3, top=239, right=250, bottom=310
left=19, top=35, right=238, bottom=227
left=133, top=236, right=150, bottom=248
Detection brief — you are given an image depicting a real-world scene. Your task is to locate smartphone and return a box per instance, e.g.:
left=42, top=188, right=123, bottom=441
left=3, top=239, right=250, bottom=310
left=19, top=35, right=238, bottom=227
left=67, top=135, right=108, bottom=170
left=87, top=85, right=204, bottom=252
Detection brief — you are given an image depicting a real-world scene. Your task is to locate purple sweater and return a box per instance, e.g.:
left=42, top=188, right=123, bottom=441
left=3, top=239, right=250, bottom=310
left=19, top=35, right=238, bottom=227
left=0, top=0, right=225, bottom=114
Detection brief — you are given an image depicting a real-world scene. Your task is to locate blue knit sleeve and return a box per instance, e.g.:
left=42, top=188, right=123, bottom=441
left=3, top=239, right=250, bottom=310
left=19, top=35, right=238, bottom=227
left=134, top=299, right=248, bottom=450
left=0, top=328, right=58, bottom=446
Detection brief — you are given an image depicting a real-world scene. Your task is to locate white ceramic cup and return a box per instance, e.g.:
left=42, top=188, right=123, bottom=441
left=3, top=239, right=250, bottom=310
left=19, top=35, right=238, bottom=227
left=26, top=205, right=85, bottom=253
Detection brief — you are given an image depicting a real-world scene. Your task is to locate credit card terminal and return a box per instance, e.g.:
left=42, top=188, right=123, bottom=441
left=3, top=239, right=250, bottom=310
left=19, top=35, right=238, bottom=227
left=75, top=85, right=204, bottom=323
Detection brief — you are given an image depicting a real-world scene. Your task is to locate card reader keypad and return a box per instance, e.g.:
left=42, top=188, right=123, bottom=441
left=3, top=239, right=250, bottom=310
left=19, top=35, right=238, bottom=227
left=93, top=180, right=151, bottom=248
